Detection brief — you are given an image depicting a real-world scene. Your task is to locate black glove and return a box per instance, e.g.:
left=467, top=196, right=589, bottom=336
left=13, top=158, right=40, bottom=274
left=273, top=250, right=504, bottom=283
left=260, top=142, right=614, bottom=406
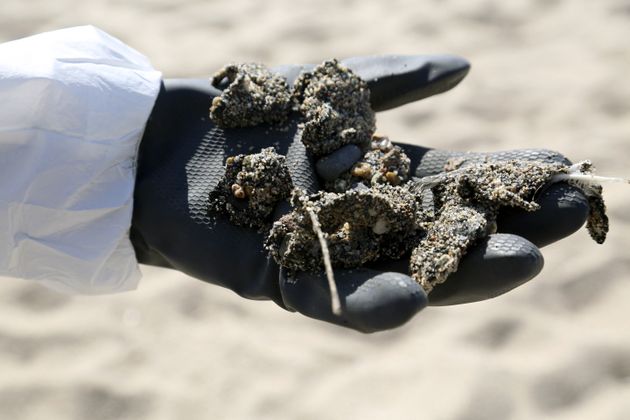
left=130, top=55, right=589, bottom=332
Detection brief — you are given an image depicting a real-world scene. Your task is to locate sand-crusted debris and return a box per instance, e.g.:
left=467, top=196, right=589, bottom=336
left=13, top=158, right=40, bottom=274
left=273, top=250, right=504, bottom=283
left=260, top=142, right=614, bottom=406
left=325, top=135, right=411, bottom=192
left=205, top=60, right=618, bottom=300
left=209, top=148, right=293, bottom=228
left=409, top=159, right=610, bottom=293
left=266, top=184, right=427, bottom=272
left=263, top=157, right=612, bottom=295
left=584, top=189, right=608, bottom=244
left=293, top=59, right=376, bottom=156
left=208, top=60, right=376, bottom=159
left=549, top=160, right=609, bottom=244
left=410, top=203, right=492, bottom=293
left=210, top=63, right=292, bottom=128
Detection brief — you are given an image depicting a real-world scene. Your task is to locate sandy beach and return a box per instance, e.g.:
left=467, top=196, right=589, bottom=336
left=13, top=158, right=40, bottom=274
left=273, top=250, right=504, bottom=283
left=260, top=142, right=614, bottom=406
left=1, top=1, right=629, bottom=419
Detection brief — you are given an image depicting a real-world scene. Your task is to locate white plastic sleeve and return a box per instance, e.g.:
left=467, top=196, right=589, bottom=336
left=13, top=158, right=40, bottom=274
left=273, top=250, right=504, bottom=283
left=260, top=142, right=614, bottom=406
left=0, top=26, right=162, bottom=294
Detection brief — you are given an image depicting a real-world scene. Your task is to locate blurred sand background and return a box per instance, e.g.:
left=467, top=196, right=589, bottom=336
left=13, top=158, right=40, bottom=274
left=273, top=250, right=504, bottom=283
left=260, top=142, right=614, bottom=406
left=1, top=0, right=630, bottom=419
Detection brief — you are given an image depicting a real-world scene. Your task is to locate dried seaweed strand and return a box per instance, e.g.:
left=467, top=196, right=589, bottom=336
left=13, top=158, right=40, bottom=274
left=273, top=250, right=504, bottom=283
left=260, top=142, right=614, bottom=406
left=305, top=205, right=342, bottom=316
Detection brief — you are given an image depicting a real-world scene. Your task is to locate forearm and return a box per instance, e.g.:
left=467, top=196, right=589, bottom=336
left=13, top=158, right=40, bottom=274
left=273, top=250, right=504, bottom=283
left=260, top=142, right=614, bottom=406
left=0, top=26, right=162, bottom=293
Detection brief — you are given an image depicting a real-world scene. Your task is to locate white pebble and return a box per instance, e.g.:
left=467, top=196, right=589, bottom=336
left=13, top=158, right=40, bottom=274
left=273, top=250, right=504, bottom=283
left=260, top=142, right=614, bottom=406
left=373, top=218, right=390, bottom=235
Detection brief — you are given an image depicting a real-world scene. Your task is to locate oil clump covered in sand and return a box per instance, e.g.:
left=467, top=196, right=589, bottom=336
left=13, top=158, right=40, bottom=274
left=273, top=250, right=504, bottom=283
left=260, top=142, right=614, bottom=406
left=266, top=184, right=428, bottom=272
left=293, top=59, right=376, bottom=156
left=408, top=159, right=609, bottom=292
left=325, top=135, right=411, bottom=192
left=210, top=63, right=292, bottom=127
left=209, top=147, right=293, bottom=229
left=207, top=59, right=618, bottom=298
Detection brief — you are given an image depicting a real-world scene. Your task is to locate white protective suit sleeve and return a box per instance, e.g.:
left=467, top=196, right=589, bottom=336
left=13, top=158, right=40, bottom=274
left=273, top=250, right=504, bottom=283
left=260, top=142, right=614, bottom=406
left=0, top=26, right=162, bottom=294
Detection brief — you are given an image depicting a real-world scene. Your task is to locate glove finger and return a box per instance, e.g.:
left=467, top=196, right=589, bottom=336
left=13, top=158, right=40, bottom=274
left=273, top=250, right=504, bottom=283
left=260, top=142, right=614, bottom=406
left=280, top=268, right=427, bottom=333
left=427, top=233, right=543, bottom=305
left=368, top=233, right=544, bottom=306
left=396, top=145, right=589, bottom=247
left=315, top=144, right=363, bottom=182
left=496, top=182, right=589, bottom=247
left=271, top=54, right=470, bottom=112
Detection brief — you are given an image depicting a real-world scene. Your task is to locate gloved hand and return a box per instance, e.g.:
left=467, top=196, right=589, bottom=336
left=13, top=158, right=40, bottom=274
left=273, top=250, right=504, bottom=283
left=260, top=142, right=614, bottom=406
left=131, top=55, right=589, bottom=332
